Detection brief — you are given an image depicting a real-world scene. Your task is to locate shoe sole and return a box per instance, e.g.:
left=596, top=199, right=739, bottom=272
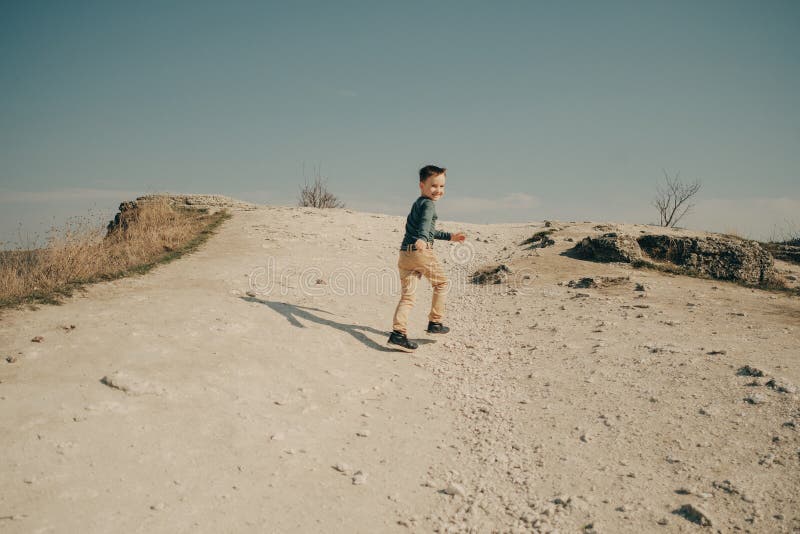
left=426, top=330, right=450, bottom=334
left=387, top=341, right=417, bottom=353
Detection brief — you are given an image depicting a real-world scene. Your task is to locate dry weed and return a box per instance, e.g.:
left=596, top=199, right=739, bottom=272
left=0, top=197, right=228, bottom=308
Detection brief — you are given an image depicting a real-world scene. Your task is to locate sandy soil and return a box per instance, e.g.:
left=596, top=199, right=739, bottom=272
left=1, top=205, right=798, bottom=533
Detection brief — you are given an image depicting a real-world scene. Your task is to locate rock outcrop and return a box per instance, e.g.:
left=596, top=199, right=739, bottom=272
left=572, top=233, right=643, bottom=263
left=572, top=232, right=776, bottom=285
left=105, top=200, right=140, bottom=236
left=636, top=234, right=774, bottom=284
left=135, top=194, right=258, bottom=213
left=106, top=194, right=258, bottom=236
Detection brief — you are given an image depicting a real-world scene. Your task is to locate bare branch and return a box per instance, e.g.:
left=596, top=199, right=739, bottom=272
left=297, top=166, right=345, bottom=209
left=652, top=170, right=701, bottom=227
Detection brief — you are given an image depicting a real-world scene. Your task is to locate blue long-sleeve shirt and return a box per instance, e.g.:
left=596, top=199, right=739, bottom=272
left=400, top=196, right=451, bottom=249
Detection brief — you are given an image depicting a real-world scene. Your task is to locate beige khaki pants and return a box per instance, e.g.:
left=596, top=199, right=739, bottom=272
left=392, top=248, right=449, bottom=334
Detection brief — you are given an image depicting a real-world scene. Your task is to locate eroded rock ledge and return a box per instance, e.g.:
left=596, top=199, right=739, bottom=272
left=135, top=194, right=258, bottom=212
left=572, top=232, right=776, bottom=285
left=106, top=194, right=257, bottom=235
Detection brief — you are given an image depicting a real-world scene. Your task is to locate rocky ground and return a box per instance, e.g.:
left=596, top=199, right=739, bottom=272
left=1, top=204, right=798, bottom=533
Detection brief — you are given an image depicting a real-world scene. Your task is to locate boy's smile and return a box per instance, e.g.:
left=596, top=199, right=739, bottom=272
left=420, top=172, right=446, bottom=201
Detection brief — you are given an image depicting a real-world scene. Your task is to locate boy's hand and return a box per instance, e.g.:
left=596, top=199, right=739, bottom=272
left=415, top=238, right=427, bottom=250
left=450, top=232, right=466, bottom=243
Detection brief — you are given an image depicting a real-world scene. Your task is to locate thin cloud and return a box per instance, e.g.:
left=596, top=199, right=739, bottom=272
left=690, top=196, right=800, bottom=240
left=445, top=193, right=540, bottom=213
left=0, top=188, right=146, bottom=204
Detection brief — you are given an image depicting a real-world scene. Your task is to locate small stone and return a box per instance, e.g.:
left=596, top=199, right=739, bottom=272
left=657, top=517, right=669, bottom=525
left=737, top=365, right=764, bottom=377
left=333, top=462, right=350, bottom=473
left=443, top=482, right=466, bottom=497
left=31, top=336, right=44, bottom=343
left=356, top=429, right=371, bottom=437
left=675, top=503, right=713, bottom=526
left=5, top=355, right=17, bottom=363
left=766, top=378, right=797, bottom=394
left=100, top=371, right=164, bottom=396
left=758, top=453, right=776, bottom=466
left=245, top=290, right=257, bottom=297
left=149, top=502, right=165, bottom=511
left=712, top=480, right=739, bottom=494
left=270, top=432, right=285, bottom=441
left=554, top=495, right=571, bottom=506
left=352, top=470, right=367, bottom=485
left=744, top=393, right=766, bottom=405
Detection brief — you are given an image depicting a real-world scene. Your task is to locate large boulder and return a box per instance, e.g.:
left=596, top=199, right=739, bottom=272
left=637, top=235, right=774, bottom=285
left=571, top=232, right=776, bottom=285
left=572, top=233, right=643, bottom=263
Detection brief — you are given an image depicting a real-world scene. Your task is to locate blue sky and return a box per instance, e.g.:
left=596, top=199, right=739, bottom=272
left=1, top=0, right=798, bottom=247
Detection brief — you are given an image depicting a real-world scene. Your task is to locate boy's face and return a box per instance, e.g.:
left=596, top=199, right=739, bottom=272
left=419, top=172, right=446, bottom=201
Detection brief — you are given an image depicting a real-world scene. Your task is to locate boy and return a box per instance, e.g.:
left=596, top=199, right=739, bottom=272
left=387, top=165, right=466, bottom=352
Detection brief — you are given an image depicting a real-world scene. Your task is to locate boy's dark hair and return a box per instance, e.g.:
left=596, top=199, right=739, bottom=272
left=419, top=165, right=447, bottom=182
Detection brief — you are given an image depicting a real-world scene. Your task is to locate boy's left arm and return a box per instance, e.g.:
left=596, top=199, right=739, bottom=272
left=434, top=230, right=466, bottom=242
left=433, top=229, right=451, bottom=241
left=449, top=232, right=466, bottom=242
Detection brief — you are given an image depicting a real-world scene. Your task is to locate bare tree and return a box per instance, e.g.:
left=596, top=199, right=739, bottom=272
left=652, top=170, right=701, bottom=227
left=297, top=166, right=345, bottom=209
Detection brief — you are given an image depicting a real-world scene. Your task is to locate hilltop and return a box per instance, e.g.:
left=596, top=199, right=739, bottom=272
left=1, top=200, right=798, bottom=532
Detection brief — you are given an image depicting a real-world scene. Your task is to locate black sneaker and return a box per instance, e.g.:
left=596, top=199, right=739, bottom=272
left=387, top=331, right=418, bottom=352
left=426, top=321, right=450, bottom=334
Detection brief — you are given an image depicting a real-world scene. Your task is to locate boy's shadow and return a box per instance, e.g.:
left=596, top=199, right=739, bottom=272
left=241, top=297, right=435, bottom=353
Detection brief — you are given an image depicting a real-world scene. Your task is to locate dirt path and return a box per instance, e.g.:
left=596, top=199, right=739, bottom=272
left=1, top=206, right=798, bottom=533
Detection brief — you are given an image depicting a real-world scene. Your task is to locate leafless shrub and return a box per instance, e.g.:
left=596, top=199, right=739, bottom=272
left=652, top=170, right=701, bottom=227
left=297, top=167, right=345, bottom=209
left=767, top=219, right=800, bottom=245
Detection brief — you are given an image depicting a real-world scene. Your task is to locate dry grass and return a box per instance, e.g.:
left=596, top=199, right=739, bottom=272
left=0, top=197, right=230, bottom=309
